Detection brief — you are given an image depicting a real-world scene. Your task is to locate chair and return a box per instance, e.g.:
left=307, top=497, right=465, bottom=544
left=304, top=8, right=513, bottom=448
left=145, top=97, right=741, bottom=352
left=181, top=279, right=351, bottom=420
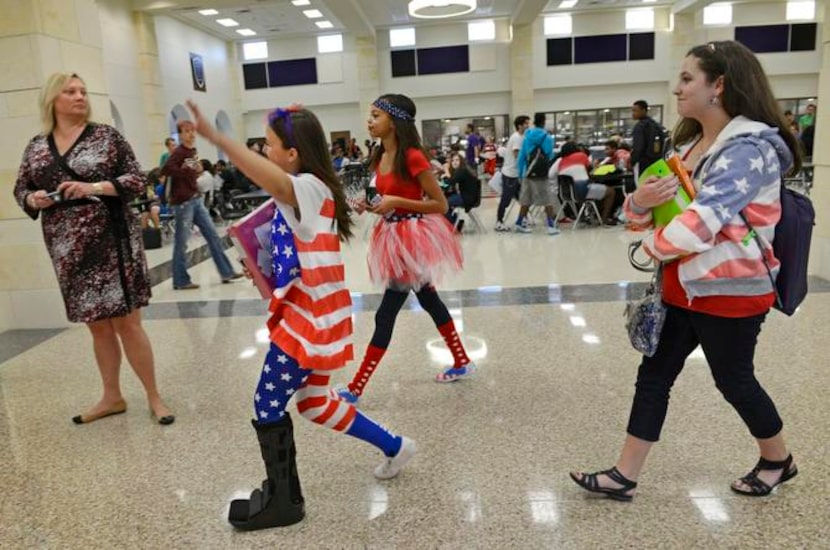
left=555, top=175, right=602, bottom=231
left=454, top=180, right=486, bottom=234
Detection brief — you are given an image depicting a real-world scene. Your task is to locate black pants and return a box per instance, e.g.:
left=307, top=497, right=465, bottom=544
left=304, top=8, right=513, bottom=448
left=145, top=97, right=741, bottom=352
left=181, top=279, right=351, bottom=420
left=627, top=305, right=783, bottom=442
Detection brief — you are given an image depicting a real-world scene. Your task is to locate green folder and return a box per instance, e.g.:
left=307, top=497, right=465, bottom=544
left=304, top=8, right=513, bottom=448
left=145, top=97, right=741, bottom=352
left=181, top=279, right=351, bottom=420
left=637, top=159, right=692, bottom=227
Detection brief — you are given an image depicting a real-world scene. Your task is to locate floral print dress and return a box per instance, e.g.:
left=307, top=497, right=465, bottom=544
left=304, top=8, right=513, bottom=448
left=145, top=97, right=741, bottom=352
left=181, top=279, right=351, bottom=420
left=13, top=123, right=151, bottom=323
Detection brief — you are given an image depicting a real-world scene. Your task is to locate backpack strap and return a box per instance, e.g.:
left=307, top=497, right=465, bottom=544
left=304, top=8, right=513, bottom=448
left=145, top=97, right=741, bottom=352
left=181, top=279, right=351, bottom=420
left=738, top=210, right=783, bottom=310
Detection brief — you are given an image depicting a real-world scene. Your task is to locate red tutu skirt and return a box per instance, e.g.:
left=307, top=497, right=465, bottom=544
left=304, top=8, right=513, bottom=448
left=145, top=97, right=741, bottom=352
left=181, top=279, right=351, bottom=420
left=367, top=213, right=463, bottom=290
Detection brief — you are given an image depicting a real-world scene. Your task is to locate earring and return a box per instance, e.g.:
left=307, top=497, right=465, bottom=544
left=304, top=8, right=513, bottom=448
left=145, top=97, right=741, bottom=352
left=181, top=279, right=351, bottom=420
left=709, top=96, right=720, bottom=106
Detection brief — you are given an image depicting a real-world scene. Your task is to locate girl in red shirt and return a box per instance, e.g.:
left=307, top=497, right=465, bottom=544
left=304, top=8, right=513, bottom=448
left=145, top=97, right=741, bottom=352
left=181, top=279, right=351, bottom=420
left=333, top=94, right=475, bottom=404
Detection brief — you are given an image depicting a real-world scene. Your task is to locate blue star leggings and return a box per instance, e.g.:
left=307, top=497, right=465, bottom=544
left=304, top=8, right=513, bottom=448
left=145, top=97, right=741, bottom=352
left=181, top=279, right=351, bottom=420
left=253, top=343, right=402, bottom=457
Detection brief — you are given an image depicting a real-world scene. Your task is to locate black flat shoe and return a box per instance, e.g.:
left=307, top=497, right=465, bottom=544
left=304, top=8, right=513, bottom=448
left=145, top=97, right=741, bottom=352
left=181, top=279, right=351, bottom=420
left=731, top=454, right=798, bottom=496
left=151, top=411, right=175, bottom=425
left=570, top=466, right=637, bottom=502
left=72, top=401, right=127, bottom=424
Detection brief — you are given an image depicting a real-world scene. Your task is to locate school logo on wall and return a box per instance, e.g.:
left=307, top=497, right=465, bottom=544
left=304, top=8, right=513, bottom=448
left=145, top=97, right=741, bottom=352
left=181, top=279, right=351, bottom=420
left=190, top=53, right=206, bottom=92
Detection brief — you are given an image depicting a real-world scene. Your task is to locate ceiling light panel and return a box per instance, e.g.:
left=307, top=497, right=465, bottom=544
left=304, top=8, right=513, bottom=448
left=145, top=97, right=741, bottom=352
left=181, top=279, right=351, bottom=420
left=216, top=18, right=239, bottom=27
left=291, top=0, right=311, bottom=5
left=198, top=9, right=218, bottom=16
left=559, top=0, right=578, bottom=8
left=408, top=0, right=476, bottom=19
left=316, top=20, right=334, bottom=29
left=237, top=28, right=257, bottom=36
left=303, top=9, right=323, bottom=18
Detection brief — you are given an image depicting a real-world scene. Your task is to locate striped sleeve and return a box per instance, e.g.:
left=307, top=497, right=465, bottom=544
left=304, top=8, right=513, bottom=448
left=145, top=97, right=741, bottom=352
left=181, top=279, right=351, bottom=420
left=643, top=139, right=781, bottom=262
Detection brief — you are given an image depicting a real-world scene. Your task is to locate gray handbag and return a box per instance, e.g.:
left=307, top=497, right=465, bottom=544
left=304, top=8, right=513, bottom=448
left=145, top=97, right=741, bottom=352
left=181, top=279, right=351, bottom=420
left=624, top=241, right=666, bottom=357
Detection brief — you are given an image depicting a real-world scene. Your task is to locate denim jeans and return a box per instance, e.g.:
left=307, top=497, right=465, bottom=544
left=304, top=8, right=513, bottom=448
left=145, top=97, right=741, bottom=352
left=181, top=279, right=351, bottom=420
left=496, top=175, right=520, bottom=223
left=171, top=196, right=235, bottom=287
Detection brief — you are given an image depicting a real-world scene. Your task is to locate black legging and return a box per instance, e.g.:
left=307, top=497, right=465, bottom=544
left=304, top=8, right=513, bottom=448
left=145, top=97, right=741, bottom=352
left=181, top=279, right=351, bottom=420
left=626, top=305, right=782, bottom=442
left=369, top=285, right=452, bottom=349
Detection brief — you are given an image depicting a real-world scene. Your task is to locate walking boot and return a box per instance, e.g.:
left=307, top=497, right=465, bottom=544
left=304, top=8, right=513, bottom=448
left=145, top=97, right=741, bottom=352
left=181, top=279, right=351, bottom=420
left=228, top=412, right=305, bottom=530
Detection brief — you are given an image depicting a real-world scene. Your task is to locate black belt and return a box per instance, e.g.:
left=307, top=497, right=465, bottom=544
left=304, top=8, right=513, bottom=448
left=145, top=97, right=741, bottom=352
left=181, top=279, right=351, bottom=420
left=384, top=212, right=423, bottom=223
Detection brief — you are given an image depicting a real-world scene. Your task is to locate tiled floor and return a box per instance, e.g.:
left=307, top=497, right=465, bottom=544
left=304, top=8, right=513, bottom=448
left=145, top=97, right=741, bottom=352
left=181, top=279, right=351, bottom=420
left=2, top=198, right=828, bottom=548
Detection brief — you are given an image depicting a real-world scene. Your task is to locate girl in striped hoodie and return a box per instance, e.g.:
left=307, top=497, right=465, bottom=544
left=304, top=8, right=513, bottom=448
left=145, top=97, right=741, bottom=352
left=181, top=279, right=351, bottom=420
left=571, top=41, right=802, bottom=501
left=187, top=101, right=415, bottom=531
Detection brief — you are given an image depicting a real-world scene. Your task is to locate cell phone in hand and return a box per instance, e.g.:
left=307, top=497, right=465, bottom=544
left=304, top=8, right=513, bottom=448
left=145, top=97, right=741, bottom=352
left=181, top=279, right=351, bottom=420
left=46, top=190, right=63, bottom=203
left=365, top=186, right=377, bottom=203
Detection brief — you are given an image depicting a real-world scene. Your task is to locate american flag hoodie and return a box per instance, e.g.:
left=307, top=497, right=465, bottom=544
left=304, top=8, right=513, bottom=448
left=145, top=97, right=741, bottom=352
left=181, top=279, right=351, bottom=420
left=625, top=116, right=793, bottom=302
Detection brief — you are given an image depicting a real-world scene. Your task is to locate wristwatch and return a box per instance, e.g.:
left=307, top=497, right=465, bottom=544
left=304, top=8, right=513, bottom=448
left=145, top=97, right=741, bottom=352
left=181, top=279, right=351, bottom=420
left=92, top=182, right=103, bottom=195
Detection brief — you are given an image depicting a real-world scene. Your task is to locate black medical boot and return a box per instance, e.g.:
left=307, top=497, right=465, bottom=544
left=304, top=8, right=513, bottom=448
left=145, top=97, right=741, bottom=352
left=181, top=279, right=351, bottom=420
left=228, top=413, right=305, bottom=530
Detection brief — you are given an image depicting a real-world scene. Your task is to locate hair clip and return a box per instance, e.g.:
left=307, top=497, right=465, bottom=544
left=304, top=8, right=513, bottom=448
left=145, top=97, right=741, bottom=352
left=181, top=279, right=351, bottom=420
left=267, top=104, right=304, bottom=148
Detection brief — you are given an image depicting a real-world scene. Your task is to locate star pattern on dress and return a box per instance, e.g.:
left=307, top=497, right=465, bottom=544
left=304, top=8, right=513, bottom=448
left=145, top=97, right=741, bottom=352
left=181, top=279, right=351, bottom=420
left=280, top=372, right=293, bottom=381
left=749, top=156, right=764, bottom=173
left=734, top=177, right=749, bottom=194
left=277, top=223, right=289, bottom=236
left=259, top=410, right=268, bottom=419
left=277, top=354, right=289, bottom=364
left=283, top=244, right=294, bottom=258
left=263, top=364, right=271, bottom=374
left=286, top=388, right=295, bottom=396
left=765, top=147, right=777, bottom=162
left=700, top=185, right=720, bottom=197
left=270, top=399, right=281, bottom=408
left=716, top=204, right=731, bottom=220
left=289, top=267, right=300, bottom=277
left=713, top=155, right=733, bottom=172
left=254, top=392, right=261, bottom=402
left=265, top=382, right=275, bottom=391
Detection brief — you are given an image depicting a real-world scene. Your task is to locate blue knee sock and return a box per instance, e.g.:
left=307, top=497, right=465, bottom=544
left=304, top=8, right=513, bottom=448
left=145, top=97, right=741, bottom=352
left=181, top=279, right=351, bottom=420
left=346, top=411, right=403, bottom=457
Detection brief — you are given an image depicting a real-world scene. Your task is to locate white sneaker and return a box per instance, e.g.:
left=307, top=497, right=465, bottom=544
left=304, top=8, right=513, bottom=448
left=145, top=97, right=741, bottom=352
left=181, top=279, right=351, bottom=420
left=374, top=437, right=417, bottom=480
left=494, top=221, right=510, bottom=232
left=547, top=225, right=561, bottom=235
left=515, top=223, right=532, bottom=234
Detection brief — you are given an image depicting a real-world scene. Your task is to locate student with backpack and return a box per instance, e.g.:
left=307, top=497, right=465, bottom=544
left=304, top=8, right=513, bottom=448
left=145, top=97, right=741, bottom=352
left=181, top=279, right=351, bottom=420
left=186, top=100, right=416, bottom=531
left=514, top=112, right=559, bottom=235
left=630, top=100, right=667, bottom=173
left=571, top=41, right=803, bottom=501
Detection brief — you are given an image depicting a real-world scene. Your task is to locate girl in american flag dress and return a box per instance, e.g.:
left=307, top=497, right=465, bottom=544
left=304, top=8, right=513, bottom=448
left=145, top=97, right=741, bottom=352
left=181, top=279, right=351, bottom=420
left=187, top=100, right=416, bottom=531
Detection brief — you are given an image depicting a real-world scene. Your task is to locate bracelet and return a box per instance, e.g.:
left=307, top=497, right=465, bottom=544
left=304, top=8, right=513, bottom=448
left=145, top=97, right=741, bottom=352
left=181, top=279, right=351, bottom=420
left=92, top=182, right=103, bottom=195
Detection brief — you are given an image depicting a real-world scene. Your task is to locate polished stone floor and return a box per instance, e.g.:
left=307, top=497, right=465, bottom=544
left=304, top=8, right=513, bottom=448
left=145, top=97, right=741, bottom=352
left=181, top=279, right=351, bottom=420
left=2, top=198, right=828, bottom=548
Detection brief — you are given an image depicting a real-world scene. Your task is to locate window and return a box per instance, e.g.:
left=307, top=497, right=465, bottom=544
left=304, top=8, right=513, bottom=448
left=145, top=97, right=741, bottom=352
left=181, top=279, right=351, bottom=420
left=317, top=34, right=343, bottom=53
left=468, top=20, right=495, bottom=41
left=625, top=8, right=654, bottom=31
left=390, top=27, right=416, bottom=48
left=786, top=1, right=815, bottom=21
left=703, top=3, right=732, bottom=26
left=243, top=41, right=268, bottom=61
left=544, top=15, right=572, bottom=36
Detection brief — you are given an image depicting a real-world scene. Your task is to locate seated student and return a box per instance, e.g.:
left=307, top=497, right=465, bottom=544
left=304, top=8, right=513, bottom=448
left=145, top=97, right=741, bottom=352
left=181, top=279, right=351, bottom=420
left=444, top=151, right=481, bottom=229
left=596, top=140, right=631, bottom=170
left=550, top=141, right=617, bottom=225
left=140, top=168, right=163, bottom=229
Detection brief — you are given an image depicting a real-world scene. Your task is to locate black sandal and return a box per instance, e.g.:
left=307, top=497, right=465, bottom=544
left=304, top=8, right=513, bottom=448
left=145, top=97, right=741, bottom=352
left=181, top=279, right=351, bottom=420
left=569, top=466, right=637, bottom=502
left=731, top=454, right=798, bottom=497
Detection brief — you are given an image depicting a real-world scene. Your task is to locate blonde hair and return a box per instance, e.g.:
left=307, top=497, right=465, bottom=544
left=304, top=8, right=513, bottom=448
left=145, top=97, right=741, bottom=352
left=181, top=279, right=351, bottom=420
left=39, top=72, right=91, bottom=134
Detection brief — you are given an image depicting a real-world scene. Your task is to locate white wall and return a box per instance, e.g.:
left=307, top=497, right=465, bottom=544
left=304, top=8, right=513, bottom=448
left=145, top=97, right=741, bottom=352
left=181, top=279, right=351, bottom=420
left=98, top=0, right=152, bottom=167
left=154, top=16, right=240, bottom=161
left=244, top=102, right=367, bottom=145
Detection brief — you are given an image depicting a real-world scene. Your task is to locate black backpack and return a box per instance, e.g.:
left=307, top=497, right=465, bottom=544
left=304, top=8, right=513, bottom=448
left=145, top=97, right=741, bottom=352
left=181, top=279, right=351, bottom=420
left=525, top=145, right=553, bottom=179
left=643, top=118, right=669, bottom=163
left=740, top=186, right=815, bottom=316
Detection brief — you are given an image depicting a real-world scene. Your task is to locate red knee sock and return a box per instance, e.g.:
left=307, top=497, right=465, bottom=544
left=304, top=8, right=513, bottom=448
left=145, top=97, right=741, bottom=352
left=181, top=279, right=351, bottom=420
left=347, top=344, right=386, bottom=397
left=437, top=321, right=470, bottom=368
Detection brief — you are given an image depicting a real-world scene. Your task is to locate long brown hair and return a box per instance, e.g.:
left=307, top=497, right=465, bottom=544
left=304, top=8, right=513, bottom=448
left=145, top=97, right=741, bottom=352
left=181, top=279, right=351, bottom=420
left=269, top=109, right=354, bottom=241
left=672, top=41, right=801, bottom=175
left=368, top=94, right=431, bottom=182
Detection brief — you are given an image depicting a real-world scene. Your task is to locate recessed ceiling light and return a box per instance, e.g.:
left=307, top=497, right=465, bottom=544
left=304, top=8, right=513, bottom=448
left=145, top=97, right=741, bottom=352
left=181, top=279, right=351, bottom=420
left=303, top=9, right=323, bottom=18
left=237, top=28, right=257, bottom=36
left=316, top=20, right=334, bottom=29
left=559, top=0, right=578, bottom=8
left=216, top=18, right=239, bottom=27
left=291, top=0, right=311, bottom=5
left=199, top=9, right=219, bottom=16
left=408, top=0, right=476, bottom=19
